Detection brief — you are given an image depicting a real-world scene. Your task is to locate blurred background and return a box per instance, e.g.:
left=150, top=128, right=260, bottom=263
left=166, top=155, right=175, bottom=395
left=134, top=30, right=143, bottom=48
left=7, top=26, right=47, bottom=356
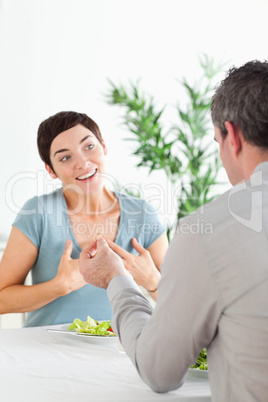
left=1, top=0, right=268, bottom=244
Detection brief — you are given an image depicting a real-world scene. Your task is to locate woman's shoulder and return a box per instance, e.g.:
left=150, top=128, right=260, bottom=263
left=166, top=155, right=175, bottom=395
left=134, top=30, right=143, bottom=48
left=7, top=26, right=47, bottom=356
left=114, top=191, right=151, bottom=211
left=114, top=191, right=160, bottom=218
left=19, top=188, right=64, bottom=214
left=114, top=191, right=165, bottom=247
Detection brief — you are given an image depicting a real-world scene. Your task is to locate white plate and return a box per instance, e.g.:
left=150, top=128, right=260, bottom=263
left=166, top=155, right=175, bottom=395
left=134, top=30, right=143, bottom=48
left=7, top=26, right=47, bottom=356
left=48, top=323, right=117, bottom=343
left=63, top=323, right=117, bottom=341
left=188, top=368, right=209, bottom=379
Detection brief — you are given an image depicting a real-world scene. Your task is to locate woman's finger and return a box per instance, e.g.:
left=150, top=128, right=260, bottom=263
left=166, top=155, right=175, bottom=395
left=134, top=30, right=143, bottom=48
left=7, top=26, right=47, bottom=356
left=123, top=261, right=134, bottom=273
left=106, top=239, right=130, bottom=260
left=132, top=238, right=147, bottom=255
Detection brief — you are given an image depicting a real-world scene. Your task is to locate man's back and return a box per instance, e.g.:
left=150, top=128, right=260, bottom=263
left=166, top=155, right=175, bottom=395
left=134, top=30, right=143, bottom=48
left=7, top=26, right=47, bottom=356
left=199, top=161, right=268, bottom=400
left=106, top=161, right=268, bottom=401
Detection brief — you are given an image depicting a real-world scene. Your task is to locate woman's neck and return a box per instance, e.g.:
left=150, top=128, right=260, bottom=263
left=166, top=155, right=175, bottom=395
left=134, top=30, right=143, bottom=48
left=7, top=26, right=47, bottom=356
left=63, top=186, right=117, bottom=217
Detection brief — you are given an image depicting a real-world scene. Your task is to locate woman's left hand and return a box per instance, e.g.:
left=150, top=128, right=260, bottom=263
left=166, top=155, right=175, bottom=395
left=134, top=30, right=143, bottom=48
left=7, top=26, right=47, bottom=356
left=106, top=238, right=160, bottom=292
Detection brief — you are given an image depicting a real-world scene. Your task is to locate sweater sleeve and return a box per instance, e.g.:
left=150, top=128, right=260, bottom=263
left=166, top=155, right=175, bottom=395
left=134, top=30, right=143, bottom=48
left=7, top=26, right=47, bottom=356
left=107, top=215, right=220, bottom=393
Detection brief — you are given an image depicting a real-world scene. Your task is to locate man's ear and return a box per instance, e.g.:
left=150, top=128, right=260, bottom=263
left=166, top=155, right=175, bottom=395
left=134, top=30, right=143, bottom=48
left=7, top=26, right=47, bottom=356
left=45, top=164, right=57, bottom=179
left=224, top=121, right=242, bottom=157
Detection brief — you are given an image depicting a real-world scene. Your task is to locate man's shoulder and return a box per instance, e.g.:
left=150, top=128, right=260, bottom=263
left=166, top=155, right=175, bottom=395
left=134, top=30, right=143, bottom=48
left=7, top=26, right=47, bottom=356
left=180, top=171, right=266, bottom=234
left=180, top=190, right=231, bottom=228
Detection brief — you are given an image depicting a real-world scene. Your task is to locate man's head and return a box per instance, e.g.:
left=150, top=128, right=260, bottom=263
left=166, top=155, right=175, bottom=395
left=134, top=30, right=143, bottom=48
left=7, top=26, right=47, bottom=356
left=37, top=111, right=103, bottom=172
left=211, top=60, right=268, bottom=148
left=211, top=60, right=268, bottom=184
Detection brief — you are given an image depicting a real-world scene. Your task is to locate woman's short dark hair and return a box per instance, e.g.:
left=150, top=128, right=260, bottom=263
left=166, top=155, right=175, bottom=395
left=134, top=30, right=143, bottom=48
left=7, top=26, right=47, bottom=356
left=211, top=60, right=268, bottom=148
left=37, top=111, right=103, bottom=170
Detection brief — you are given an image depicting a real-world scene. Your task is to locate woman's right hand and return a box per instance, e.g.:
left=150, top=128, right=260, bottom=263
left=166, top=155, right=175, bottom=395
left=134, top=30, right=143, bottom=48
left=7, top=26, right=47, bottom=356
left=56, top=240, right=87, bottom=295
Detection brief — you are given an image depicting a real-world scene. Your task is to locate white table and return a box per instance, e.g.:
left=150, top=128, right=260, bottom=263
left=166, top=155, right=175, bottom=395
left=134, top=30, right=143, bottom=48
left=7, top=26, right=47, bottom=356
left=0, top=324, right=211, bottom=402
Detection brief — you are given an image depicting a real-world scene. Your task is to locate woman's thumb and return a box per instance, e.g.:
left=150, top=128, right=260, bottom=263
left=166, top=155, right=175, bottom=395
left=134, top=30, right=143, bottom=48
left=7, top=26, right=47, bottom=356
left=64, top=240, right=73, bottom=257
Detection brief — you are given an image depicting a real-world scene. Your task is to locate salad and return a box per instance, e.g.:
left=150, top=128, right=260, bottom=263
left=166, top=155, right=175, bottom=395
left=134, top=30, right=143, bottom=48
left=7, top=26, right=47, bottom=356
left=190, top=348, right=208, bottom=370
left=69, top=315, right=116, bottom=336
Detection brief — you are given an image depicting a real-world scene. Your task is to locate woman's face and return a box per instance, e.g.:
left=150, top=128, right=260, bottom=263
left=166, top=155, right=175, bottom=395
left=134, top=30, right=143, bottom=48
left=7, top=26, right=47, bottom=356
left=46, top=124, right=107, bottom=194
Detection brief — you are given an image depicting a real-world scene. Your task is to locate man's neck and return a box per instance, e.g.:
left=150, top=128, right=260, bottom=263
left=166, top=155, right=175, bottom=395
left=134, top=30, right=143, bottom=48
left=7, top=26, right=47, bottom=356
left=239, top=144, right=268, bottom=181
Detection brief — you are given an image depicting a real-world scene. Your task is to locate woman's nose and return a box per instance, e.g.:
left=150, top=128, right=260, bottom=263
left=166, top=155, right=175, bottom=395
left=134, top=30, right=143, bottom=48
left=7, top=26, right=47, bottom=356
left=75, top=154, right=91, bottom=170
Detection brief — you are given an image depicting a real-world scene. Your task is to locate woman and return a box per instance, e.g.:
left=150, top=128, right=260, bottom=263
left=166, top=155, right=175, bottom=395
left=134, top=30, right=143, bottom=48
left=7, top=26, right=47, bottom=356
left=0, top=111, right=168, bottom=326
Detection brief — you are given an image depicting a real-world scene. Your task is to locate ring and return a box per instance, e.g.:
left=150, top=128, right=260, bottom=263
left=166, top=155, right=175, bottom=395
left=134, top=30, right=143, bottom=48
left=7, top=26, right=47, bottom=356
left=95, top=233, right=103, bottom=240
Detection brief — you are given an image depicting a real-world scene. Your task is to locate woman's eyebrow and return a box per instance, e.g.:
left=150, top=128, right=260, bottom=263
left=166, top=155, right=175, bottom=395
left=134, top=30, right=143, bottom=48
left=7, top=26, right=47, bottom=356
left=80, top=135, right=90, bottom=144
left=53, top=148, right=68, bottom=157
left=53, top=135, right=92, bottom=157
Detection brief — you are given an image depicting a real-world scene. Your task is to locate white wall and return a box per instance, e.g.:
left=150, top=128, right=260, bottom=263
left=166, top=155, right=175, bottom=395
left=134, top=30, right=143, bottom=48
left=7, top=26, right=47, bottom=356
left=1, top=0, right=268, bottom=242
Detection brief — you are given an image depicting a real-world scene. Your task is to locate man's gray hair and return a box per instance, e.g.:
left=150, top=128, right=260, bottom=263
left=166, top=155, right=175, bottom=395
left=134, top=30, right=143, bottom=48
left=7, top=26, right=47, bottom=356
left=211, top=60, right=268, bottom=148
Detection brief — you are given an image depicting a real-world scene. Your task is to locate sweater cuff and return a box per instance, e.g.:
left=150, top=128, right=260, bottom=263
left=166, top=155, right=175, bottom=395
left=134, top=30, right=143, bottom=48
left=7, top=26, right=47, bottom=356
left=107, top=274, right=141, bottom=302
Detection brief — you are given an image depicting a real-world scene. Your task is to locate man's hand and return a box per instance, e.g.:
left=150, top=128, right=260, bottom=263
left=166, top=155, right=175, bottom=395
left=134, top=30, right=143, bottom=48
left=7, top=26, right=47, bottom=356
left=79, top=237, right=129, bottom=289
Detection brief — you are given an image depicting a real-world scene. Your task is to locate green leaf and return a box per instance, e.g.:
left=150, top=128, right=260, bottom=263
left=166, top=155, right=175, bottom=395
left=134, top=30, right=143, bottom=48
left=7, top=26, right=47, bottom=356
left=105, top=55, right=227, bottom=222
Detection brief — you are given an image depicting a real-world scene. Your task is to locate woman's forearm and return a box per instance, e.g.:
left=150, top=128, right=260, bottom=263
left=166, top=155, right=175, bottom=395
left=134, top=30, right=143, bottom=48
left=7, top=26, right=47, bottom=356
left=0, top=278, right=64, bottom=314
left=0, top=234, right=87, bottom=315
left=147, top=288, right=159, bottom=302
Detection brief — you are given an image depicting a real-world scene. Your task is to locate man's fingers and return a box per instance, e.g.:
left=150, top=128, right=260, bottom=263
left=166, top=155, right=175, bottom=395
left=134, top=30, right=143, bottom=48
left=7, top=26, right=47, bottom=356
left=88, top=240, right=98, bottom=257
left=81, top=237, right=110, bottom=261
left=96, top=237, right=109, bottom=248
left=81, top=240, right=99, bottom=259
left=132, top=237, right=147, bottom=255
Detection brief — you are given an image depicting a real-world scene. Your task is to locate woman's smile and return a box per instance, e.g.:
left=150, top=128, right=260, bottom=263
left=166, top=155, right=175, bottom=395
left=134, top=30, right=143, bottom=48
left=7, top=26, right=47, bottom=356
left=76, top=168, right=98, bottom=181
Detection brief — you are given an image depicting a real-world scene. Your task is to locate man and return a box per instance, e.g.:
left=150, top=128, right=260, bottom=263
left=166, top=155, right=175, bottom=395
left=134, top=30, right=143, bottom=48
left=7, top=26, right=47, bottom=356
left=79, top=61, right=268, bottom=401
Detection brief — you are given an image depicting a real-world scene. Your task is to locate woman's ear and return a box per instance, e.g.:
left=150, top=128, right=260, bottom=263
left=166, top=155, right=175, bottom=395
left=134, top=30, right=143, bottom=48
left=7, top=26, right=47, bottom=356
left=102, top=139, right=108, bottom=156
left=45, top=164, right=57, bottom=179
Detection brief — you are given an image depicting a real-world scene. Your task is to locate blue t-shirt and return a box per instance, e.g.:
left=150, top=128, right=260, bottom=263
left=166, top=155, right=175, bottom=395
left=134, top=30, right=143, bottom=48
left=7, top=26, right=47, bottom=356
left=13, top=189, right=165, bottom=327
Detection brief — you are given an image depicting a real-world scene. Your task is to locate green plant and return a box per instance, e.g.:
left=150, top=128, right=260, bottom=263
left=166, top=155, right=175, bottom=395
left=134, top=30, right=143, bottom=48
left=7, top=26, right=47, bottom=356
left=106, top=55, right=226, bottom=236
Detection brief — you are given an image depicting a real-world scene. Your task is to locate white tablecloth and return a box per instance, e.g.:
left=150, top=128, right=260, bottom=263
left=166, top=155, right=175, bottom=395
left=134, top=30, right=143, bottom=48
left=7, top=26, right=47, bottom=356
left=0, top=324, right=211, bottom=402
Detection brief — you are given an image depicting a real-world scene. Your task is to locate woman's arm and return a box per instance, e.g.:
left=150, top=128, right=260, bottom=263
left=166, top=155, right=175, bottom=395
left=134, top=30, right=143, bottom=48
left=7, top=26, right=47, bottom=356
left=107, top=232, right=168, bottom=301
left=146, top=232, right=169, bottom=300
left=0, top=227, right=86, bottom=314
left=146, top=232, right=169, bottom=270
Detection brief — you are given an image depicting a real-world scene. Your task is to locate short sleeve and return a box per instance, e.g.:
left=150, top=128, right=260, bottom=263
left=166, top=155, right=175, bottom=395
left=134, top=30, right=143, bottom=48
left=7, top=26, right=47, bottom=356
left=141, top=200, right=166, bottom=249
left=115, top=192, right=166, bottom=253
left=12, top=196, right=43, bottom=249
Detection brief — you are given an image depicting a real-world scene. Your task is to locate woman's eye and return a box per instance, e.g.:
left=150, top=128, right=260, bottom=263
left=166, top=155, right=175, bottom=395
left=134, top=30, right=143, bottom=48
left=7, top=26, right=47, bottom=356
left=60, top=155, right=70, bottom=162
left=86, top=144, right=94, bottom=150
